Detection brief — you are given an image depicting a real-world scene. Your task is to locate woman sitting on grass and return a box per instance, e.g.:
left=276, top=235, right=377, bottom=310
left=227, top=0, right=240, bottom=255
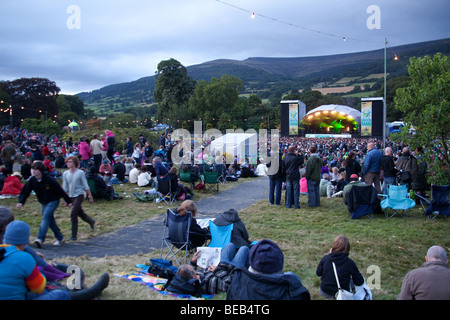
left=316, top=235, right=364, bottom=299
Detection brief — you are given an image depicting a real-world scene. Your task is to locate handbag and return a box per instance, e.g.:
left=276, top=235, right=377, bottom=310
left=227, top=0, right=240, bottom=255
left=332, top=262, right=354, bottom=300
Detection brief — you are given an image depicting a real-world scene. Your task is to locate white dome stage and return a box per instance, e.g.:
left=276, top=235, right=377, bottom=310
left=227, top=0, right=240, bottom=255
left=301, top=104, right=360, bottom=137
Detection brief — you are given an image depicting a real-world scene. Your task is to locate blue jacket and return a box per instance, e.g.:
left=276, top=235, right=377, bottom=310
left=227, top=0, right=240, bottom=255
left=226, top=267, right=310, bottom=300
left=362, top=148, right=382, bottom=175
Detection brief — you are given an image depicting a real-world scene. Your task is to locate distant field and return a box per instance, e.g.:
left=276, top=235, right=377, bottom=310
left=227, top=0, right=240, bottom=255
left=312, top=86, right=355, bottom=94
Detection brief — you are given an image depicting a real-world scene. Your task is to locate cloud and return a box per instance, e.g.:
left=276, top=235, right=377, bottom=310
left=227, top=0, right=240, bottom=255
left=0, top=0, right=448, bottom=94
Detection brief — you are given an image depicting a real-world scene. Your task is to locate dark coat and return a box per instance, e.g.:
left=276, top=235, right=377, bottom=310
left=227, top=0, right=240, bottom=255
left=165, top=273, right=202, bottom=297
left=227, top=267, right=310, bottom=300
left=113, top=162, right=126, bottom=181
left=345, top=158, right=362, bottom=182
left=213, top=209, right=250, bottom=247
left=267, top=152, right=284, bottom=181
left=316, top=252, right=364, bottom=296
left=18, top=173, right=71, bottom=205
left=380, top=155, right=397, bottom=178
left=282, top=153, right=303, bottom=181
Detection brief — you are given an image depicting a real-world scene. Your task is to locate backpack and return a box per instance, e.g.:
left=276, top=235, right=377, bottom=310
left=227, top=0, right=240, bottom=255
left=196, top=183, right=205, bottom=190
left=147, top=258, right=178, bottom=281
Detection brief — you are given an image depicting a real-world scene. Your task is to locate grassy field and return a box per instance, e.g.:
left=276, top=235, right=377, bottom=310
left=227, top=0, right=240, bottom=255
left=1, top=179, right=448, bottom=300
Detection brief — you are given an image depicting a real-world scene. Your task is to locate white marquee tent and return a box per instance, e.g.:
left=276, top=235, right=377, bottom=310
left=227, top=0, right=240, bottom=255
left=210, top=132, right=258, bottom=163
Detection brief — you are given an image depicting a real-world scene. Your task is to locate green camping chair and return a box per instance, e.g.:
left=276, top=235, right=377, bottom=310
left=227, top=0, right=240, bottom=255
left=203, top=171, right=219, bottom=194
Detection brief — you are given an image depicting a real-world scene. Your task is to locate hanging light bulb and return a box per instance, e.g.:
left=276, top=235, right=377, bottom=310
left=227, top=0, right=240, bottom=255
left=251, top=12, right=255, bottom=19
left=394, top=55, right=399, bottom=61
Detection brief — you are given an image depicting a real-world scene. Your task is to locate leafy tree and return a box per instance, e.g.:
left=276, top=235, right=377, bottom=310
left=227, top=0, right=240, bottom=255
left=154, top=59, right=195, bottom=123
left=0, top=78, right=60, bottom=127
left=188, top=75, right=244, bottom=131
left=57, top=94, right=85, bottom=115
left=393, top=53, right=449, bottom=185
left=21, top=117, right=63, bottom=136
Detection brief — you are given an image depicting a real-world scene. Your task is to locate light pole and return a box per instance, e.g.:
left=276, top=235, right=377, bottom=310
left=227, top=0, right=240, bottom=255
left=383, top=37, right=387, bottom=149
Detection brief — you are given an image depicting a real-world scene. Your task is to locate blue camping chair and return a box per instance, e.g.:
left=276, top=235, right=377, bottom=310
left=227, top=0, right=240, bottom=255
left=208, top=220, right=233, bottom=248
left=160, top=209, right=194, bottom=266
left=380, top=184, right=416, bottom=218
left=415, top=185, right=450, bottom=220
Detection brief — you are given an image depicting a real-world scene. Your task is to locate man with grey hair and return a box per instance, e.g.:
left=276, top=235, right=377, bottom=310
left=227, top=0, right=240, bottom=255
left=397, top=245, right=450, bottom=300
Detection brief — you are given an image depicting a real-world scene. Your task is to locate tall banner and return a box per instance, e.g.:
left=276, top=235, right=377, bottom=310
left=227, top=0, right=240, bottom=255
left=289, top=103, right=298, bottom=135
left=361, top=101, right=372, bottom=136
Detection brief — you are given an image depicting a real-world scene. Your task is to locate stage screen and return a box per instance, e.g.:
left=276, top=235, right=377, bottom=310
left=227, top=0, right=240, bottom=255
left=280, top=100, right=306, bottom=136
left=361, top=97, right=384, bottom=137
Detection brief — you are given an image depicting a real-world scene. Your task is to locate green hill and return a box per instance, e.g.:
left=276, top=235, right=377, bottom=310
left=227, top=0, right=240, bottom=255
left=77, top=38, right=450, bottom=114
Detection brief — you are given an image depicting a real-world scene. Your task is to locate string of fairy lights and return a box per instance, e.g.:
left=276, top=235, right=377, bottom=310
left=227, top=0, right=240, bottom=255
left=214, top=0, right=403, bottom=59
left=215, top=0, right=382, bottom=44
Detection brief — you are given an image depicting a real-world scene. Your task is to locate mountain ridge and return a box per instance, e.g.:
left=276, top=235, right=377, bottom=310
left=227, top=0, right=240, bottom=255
left=77, top=38, right=450, bottom=111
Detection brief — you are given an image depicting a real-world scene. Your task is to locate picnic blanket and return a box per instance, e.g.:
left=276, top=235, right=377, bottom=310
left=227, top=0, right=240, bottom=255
left=114, top=269, right=214, bottom=300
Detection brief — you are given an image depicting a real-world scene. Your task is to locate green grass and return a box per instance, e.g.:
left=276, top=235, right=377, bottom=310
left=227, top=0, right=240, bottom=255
left=1, top=180, right=448, bottom=300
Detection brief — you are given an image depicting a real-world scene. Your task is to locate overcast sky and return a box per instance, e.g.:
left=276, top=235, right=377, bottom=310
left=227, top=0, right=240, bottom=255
left=0, top=0, right=448, bottom=94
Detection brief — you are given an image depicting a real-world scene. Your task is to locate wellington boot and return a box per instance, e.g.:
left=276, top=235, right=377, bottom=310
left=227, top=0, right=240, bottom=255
left=70, top=273, right=109, bottom=300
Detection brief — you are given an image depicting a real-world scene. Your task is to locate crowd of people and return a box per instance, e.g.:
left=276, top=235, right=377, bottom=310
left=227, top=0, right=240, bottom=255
left=0, top=125, right=449, bottom=300
left=267, top=136, right=431, bottom=209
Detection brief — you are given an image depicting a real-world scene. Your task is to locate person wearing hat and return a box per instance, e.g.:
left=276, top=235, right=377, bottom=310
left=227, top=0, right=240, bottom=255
left=0, top=140, right=16, bottom=173
left=0, top=169, right=23, bottom=196
left=0, top=206, right=71, bottom=283
left=342, top=174, right=366, bottom=204
left=99, top=159, right=113, bottom=183
left=17, top=161, right=72, bottom=247
left=226, top=239, right=310, bottom=300
left=0, top=220, right=110, bottom=300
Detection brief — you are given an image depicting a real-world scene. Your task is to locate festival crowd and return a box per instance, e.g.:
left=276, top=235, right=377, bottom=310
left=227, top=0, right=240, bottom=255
left=0, top=125, right=449, bottom=301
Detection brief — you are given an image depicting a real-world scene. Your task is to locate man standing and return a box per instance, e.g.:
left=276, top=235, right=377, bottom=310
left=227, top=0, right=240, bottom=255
left=267, top=151, right=284, bottom=206
left=305, top=144, right=322, bottom=207
left=90, top=134, right=103, bottom=173
left=380, top=147, right=397, bottom=194
left=397, top=245, right=450, bottom=300
left=62, top=156, right=95, bottom=241
left=0, top=140, right=16, bottom=173
left=282, top=145, right=303, bottom=209
left=362, top=142, right=383, bottom=193
left=17, top=161, right=72, bottom=247
left=396, top=146, right=419, bottom=191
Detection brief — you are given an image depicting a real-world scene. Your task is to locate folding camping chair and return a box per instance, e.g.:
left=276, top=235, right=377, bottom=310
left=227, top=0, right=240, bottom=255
left=203, top=171, right=219, bottom=193
left=160, top=209, right=195, bottom=266
left=208, top=220, right=233, bottom=248
left=346, top=185, right=379, bottom=219
left=213, top=163, right=227, bottom=184
left=156, top=177, right=176, bottom=204
left=179, top=170, right=193, bottom=187
left=415, top=185, right=450, bottom=220
left=380, top=184, right=416, bottom=218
